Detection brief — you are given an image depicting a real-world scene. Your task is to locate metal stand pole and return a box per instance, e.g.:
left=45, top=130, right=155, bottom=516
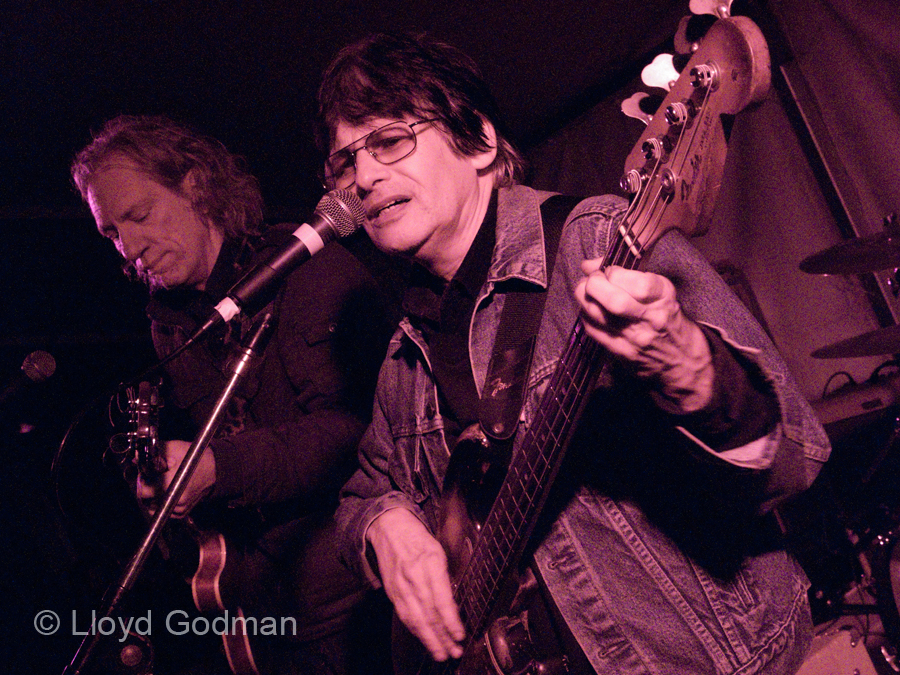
left=63, top=313, right=274, bottom=675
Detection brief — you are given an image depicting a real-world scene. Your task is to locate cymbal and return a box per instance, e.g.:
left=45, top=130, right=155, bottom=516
left=799, top=233, right=900, bottom=274
left=812, top=324, right=900, bottom=358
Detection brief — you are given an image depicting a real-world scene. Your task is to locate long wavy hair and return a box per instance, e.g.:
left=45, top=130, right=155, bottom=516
left=72, top=114, right=264, bottom=241
left=317, top=32, right=526, bottom=188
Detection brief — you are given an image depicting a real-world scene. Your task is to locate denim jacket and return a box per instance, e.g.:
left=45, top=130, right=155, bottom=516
left=337, top=185, right=831, bottom=674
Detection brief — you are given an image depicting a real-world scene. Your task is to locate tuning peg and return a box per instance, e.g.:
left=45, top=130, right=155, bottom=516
left=620, top=168, right=645, bottom=195
left=641, top=54, right=679, bottom=91
left=641, top=136, right=672, bottom=162
left=689, top=0, right=732, bottom=18
left=673, top=14, right=718, bottom=54
left=622, top=93, right=652, bottom=125
left=621, top=92, right=665, bottom=125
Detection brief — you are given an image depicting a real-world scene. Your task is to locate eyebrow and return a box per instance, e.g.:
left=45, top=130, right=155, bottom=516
left=95, top=196, right=154, bottom=237
left=119, top=197, right=153, bottom=222
left=330, top=135, right=367, bottom=158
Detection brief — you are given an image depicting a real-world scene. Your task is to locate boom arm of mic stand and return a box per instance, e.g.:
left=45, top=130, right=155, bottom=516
left=63, top=313, right=275, bottom=675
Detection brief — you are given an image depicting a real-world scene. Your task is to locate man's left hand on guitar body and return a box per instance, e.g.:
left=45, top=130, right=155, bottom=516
left=576, top=262, right=715, bottom=414
left=135, top=440, right=217, bottom=516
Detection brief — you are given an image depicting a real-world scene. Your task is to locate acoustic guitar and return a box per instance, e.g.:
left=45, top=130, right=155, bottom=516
left=396, top=14, right=772, bottom=675
left=121, top=380, right=261, bottom=675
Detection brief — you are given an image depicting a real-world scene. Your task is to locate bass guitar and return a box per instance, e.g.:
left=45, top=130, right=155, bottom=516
left=397, top=14, right=771, bottom=675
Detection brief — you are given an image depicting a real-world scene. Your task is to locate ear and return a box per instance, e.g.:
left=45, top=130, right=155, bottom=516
left=470, top=118, right=499, bottom=171
left=180, top=168, right=201, bottom=199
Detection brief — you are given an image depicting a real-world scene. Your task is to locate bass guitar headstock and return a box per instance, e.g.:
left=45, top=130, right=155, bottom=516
left=617, top=15, right=770, bottom=253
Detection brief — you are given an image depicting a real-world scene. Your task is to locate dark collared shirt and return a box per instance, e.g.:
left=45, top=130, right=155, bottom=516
left=402, top=194, right=498, bottom=448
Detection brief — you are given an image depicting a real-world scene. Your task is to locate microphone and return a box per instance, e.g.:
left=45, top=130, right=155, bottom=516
left=190, top=189, right=366, bottom=344
left=0, top=350, right=56, bottom=406
left=216, top=189, right=366, bottom=321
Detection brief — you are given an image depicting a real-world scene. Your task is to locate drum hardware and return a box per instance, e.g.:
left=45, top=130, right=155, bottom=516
left=863, top=524, right=900, bottom=663
left=800, top=213, right=900, bottom=359
left=803, top=516, right=900, bottom=670
left=860, top=414, right=900, bottom=485
left=799, top=232, right=900, bottom=276
left=811, top=326, right=900, bottom=359
left=804, top=388, right=900, bottom=655
left=800, top=213, right=900, bottom=276
left=803, top=374, right=900, bottom=672
left=102, top=632, right=153, bottom=675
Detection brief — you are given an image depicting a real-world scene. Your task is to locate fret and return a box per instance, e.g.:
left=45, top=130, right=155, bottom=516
left=455, top=315, right=607, bottom=632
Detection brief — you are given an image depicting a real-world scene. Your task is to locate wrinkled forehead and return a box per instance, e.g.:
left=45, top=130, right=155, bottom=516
left=85, top=154, right=171, bottom=199
left=88, top=153, right=144, bottom=180
left=85, top=155, right=189, bottom=217
left=85, top=156, right=145, bottom=200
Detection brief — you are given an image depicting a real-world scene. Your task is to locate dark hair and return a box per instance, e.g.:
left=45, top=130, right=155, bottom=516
left=317, top=32, right=525, bottom=187
left=71, top=114, right=264, bottom=240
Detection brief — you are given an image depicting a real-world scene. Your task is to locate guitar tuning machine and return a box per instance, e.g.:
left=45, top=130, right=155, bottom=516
left=641, top=136, right=672, bottom=162
left=621, top=92, right=654, bottom=126
left=641, top=53, right=679, bottom=92
left=658, top=168, right=678, bottom=195
left=620, top=168, right=646, bottom=195
left=620, top=162, right=678, bottom=198
left=689, top=0, right=732, bottom=19
left=690, top=62, right=720, bottom=90
left=664, top=99, right=697, bottom=126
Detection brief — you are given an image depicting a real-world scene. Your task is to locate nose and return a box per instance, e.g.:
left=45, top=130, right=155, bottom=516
left=116, top=223, right=147, bottom=263
left=353, top=149, right=389, bottom=192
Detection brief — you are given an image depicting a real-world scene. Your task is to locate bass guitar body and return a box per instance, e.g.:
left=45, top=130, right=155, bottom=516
left=393, top=14, right=771, bottom=675
left=394, top=426, right=570, bottom=675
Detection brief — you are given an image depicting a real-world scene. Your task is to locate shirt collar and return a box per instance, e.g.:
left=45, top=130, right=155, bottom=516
left=490, top=184, right=555, bottom=289
left=147, top=234, right=253, bottom=322
left=402, top=191, right=498, bottom=323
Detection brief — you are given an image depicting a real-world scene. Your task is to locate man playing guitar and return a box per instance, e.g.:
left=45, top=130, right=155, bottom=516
left=318, top=30, right=831, bottom=674
left=72, top=114, right=394, bottom=675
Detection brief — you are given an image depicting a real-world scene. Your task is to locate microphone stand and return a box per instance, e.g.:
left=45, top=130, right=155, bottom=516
left=63, top=313, right=275, bottom=675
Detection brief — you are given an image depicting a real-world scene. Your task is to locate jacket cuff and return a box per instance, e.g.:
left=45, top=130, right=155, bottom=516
left=656, top=324, right=780, bottom=457
left=347, top=491, right=429, bottom=587
left=207, top=438, right=246, bottom=502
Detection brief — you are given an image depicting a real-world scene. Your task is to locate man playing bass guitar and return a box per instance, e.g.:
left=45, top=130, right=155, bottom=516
left=319, top=30, right=830, bottom=674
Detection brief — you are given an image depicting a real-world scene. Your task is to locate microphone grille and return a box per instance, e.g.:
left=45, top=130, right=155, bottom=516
left=22, top=350, right=56, bottom=383
left=319, top=189, right=366, bottom=237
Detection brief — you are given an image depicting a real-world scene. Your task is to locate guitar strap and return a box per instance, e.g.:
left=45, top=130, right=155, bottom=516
left=478, top=193, right=581, bottom=441
left=477, top=193, right=596, bottom=674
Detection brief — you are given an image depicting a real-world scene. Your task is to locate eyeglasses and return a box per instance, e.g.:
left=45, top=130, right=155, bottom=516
left=324, top=119, right=437, bottom=190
